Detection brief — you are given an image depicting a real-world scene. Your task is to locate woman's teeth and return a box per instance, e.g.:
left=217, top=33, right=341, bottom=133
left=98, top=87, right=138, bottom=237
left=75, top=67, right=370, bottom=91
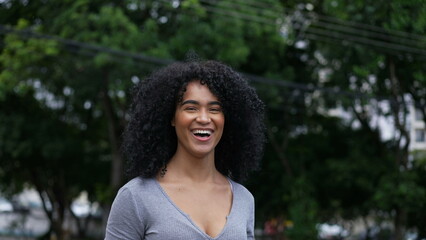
left=192, top=130, right=212, bottom=137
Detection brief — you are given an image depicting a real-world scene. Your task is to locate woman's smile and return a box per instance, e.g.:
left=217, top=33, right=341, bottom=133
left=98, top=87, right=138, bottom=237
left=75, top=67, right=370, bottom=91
left=191, top=128, right=214, bottom=141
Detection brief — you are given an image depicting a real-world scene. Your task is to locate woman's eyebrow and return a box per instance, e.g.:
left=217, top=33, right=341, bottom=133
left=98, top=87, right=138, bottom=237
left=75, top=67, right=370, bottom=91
left=181, top=100, right=199, bottom=105
left=208, top=101, right=222, bottom=106
left=181, top=100, right=222, bottom=106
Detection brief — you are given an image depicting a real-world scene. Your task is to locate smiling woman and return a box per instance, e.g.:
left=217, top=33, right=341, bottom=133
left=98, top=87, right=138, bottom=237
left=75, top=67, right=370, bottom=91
left=172, top=81, right=225, bottom=160
left=105, top=60, right=266, bottom=240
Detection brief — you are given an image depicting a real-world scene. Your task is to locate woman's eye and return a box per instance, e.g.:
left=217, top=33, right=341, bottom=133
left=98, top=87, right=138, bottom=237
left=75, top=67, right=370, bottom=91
left=185, top=107, right=197, bottom=111
left=210, top=108, right=222, bottom=113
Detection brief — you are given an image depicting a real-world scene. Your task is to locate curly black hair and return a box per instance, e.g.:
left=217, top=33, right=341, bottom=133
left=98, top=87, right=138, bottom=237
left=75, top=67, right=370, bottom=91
left=122, top=60, right=265, bottom=182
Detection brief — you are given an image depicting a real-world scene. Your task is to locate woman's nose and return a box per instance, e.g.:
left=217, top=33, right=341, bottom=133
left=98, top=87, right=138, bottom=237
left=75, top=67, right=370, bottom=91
left=196, top=110, right=211, bottom=124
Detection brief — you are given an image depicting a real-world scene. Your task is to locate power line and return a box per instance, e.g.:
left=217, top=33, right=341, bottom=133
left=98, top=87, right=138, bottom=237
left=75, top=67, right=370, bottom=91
left=165, top=0, right=422, bottom=46
left=228, top=0, right=426, bottom=42
left=153, top=2, right=423, bottom=103
left=0, top=25, right=174, bottom=66
left=221, top=0, right=278, bottom=12
left=159, top=0, right=276, bottom=25
left=313, top=13, right=426, bottom=42
left=308, top=20, right=425, bottom=49
left=244, top=73, right=373, bottom=100
left=152, top=4, right=424, bottom=101
left=0, top=23, right=397, bottom=103
left=200, top=0, right=281, bottom=20
left=170, top=1, right=426, bottom=58
left=304, top=27, right=426, bottom=57
left=200, top=4, right=275, bottom=25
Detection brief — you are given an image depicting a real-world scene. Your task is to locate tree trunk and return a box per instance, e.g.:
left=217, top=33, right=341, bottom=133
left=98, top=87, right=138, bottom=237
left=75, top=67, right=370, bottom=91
left=31, top=169, right=66, bottom=240
left=101, top=69, right=124, bottom=190
left=266, top=114, right=293, bottom=177
left=394, top=207, right=407, bottom=240
left=388, top=57, right=409, bottom=240
left=100, top=69, right=124, bottom=235
left=69, top=205, right=91, bottom=239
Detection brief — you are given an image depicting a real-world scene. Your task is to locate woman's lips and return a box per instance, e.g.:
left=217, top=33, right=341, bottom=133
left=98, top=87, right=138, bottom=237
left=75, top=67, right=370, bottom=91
left=191, top=129, right=213, bottom=142
left=192, top=133, right=212, bottom=142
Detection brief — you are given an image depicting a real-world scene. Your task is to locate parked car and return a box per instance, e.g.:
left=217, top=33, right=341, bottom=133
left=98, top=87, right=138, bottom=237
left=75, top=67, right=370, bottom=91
left=0, top=197, right=13, bottom=212
left=317, top=223, right=349, bottom=240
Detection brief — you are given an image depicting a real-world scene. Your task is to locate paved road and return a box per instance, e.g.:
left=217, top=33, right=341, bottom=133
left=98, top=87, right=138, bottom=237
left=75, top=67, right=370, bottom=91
left=0, top=209, right=49, bottom=238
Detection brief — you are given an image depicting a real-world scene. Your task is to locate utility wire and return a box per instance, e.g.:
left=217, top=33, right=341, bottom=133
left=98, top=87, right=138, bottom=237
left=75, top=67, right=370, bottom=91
left=309, top=20, right=425, bottom=48
left=155, top=1, right=426, bottom=104
left=314, top=13, right=426, bottom=42
left=244, top=73, right=374, bottom=100
left=223, top=0, right=426, bottom=42
left=0, top=24, right=396, bottom=103
left=171, top=1, right=426, bottom=57
left=184, top=8, right=425, bottom=58
left=200, top=4, right=275, bottom=25
left=221, top=0, right=278, bottom=11
left=158, top=1, right=426, bottom=59
left=199, top=0, right=281, bottom=20
left=225, top=6, right=426, bottom=56
left=304, top=27, right=426, bottom=57
left=0, top=25, right=174, bottom=66
left=159, top=0, right=276, bottom=25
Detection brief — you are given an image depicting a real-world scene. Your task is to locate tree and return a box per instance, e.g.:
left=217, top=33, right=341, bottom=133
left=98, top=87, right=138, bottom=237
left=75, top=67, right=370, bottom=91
left=0, top=1, right=148, bottom=237
left=0, top=0, right=290, bottom=238
left=302, top=0, right=426, bottom=238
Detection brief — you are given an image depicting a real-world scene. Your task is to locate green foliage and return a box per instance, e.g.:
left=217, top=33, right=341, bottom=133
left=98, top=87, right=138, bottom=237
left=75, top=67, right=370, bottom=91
left=0, top=90, right=108, bottom=197
left=374, top=170, right=426, bottom=211
left=0, top=19, right=59, bottom=99
left=286, top=177, right=319, bottom=240
left=309, top=1, right=426, bottom=239
left=139, top=19, right=172, bottom=58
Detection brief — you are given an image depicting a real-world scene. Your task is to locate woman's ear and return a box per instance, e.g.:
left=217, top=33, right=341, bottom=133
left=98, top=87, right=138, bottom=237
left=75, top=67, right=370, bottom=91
left=171, top=118, right=175, bottom=127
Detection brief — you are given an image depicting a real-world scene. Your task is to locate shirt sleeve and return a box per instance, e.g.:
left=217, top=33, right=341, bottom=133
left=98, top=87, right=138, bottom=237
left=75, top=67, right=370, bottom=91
left=105, top=187, right=145, bottom=240
left=247, top=196, right=255, bottom=240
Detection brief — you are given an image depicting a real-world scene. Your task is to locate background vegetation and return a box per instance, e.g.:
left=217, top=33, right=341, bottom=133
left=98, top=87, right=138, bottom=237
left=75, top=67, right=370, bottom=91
left=0, top=0, right=425, bottom=239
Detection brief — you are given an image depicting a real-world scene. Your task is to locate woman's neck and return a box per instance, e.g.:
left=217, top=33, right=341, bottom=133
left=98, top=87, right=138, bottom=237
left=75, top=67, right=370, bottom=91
left=162, top=149, right=220, bottom=183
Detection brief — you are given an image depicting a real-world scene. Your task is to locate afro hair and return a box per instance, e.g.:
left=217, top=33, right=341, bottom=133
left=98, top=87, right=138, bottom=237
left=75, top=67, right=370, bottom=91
left=122, top=60, right=265, bottom=182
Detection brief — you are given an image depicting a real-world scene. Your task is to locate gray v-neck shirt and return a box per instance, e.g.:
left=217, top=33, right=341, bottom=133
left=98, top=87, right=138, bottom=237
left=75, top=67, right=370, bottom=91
left=105, top=177, right=255, bottom=240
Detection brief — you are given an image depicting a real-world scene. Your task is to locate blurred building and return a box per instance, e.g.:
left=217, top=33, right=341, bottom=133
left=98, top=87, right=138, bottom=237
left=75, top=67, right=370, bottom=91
left=409, top=105, right=426, bottom=157
left=325, top=100, right=426, bottom=158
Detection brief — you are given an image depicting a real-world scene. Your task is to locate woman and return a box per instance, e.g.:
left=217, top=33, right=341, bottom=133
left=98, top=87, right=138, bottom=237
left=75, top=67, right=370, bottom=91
left=105, top=60, right=265, bottom=239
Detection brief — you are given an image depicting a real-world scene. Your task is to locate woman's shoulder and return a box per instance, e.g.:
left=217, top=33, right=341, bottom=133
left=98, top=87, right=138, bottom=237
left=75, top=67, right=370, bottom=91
left=117, top=177, right=157, bottom=196
left=228, top=179, right=254, bottom=201
left=111, top=177, right=162, bottom=214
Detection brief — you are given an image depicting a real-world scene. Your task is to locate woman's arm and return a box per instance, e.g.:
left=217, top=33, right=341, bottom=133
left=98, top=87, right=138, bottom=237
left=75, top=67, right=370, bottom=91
left=105, top=188, right=145, bottom=240
left=247, top=196, right=255, bottom=240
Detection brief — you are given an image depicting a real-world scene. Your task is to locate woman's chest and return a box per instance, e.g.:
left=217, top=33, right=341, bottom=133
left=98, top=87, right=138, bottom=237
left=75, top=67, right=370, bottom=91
left=139, top=185, right=250, bottom=239
left=143, top=212, right=248, bottom=240
left=171, top=188, right=232, bottom=234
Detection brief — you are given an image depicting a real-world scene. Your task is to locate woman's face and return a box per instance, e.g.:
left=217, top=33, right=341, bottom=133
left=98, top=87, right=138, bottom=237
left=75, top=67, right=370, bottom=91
left=172, top=81, right=225, bottom=158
